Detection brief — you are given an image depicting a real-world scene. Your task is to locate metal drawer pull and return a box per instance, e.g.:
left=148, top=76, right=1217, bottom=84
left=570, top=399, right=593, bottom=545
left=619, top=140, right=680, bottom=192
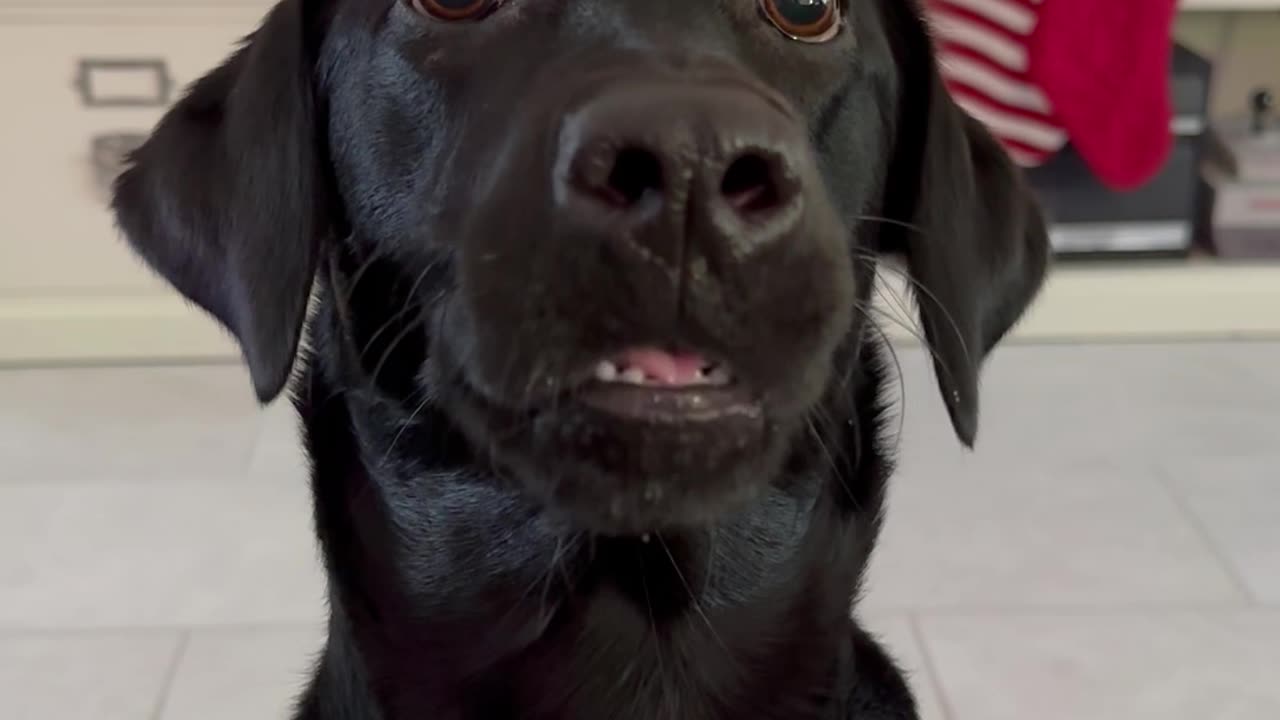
left=75, top=58, right=173, bottom=108
left=90, top=131, right=148, bottom=199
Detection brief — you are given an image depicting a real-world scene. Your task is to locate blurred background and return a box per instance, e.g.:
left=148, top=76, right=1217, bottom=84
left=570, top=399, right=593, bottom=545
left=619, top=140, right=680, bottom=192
left=0, top=1, right=1277, bottom=719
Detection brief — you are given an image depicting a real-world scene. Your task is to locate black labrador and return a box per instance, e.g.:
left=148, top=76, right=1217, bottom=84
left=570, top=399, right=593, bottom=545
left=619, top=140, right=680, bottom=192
left=112, top=0, right=1049, bottom=717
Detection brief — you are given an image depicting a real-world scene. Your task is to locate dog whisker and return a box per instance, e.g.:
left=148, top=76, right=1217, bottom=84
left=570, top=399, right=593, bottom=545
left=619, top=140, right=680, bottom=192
left=848, top=249, right=972, bottom=389
left=807, top=413, right=861, bottom=515
left=637, top=553, right=675, bottom=717
left=656, top=536, right=734, bottom=665
left=862, top=315, right=909, bottom=453
left=378, top=304, right=458, bottom=464
left=338, top=242, right=391, bottom=310
left=368, top=316, right=426, bottom=387
left=863, top=249, right=975, bottom=371
left=869, top=267, right=920, bottom=332
left=359, top=258, right=440, bottom=375
left=862, top=300, right=962, bottom=400
left=702, top=527, right=717, bottom=599
left=382, top=393, right=433, bottom=466
left=852, top=214, right=926, bottom=235
left=488, top=530, right=579, bottom=637
left=109, top=0, right=1051, bottom=713
left=537, top=532, right=567, bottom=621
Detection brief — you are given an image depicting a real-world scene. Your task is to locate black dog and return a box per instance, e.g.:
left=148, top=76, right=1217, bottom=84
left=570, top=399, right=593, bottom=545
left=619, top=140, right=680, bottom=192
left=113, top=0, right=1048, bottom=717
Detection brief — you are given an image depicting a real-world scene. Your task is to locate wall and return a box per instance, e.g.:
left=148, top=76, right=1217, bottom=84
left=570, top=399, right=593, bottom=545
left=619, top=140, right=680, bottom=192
left=0, top=7, right=260, bottom=365
left=1, top=6, right=1278, bottom=367
left=1175, top=10, right=1280, bottom=121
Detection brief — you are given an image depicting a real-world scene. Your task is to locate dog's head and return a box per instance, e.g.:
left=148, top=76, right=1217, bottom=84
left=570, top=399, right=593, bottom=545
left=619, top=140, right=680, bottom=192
left=114, top=0, right=1047, bottom=535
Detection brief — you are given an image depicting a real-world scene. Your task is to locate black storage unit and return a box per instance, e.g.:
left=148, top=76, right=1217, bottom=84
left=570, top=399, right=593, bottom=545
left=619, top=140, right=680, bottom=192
left=1025, top=44, right=1214, bottom=258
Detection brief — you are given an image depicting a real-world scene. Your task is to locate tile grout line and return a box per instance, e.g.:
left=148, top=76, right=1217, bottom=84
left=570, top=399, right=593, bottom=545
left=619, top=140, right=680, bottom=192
left=852, top=602, right=1271, bottom=617
left=241, top=408, right=275, bottom=478
left=12, top=602, right=1280, bottom=637
left=149, top=629, right=191, bottom=720
left=0, top=620, right=327, bottom=636
left=907, top=612, right=958, bottom=720
left=1151, top=461, right=1261, bottom=606
left=7, top=603, right=1280, bottom=637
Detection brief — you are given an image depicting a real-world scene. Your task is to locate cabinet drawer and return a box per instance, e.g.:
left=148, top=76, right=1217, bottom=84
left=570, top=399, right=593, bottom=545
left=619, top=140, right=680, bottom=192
left=0, top=13, right=262, bottom=296
left=0, top=1, right=271, bottom=9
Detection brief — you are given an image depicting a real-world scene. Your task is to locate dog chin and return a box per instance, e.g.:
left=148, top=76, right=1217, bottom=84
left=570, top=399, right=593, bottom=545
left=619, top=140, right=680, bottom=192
left=518, top=401, right=786, bottom=536
left=444, top=378, right=792, bottom=536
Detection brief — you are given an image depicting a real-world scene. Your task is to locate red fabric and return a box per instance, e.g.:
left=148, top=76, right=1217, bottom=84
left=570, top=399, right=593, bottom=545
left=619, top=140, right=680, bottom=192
left=1031, top=0, right=1179, bottom=190
left=927, top=0, right=1067, bottom=168
left=924, top=0, right=1179, bottom=190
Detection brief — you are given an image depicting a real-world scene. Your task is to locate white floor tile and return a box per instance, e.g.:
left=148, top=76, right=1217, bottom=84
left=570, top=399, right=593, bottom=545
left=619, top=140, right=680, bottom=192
left=918, top=611, right=1280, bottom=720
left=859, top=613, right=949, bottom=720
left=0, top=365, right=262, bottom=484
left=1164, top=456, right=1280, bottom=605
left=0, top=480, right=326, bottom=628
left=161, top=625, right=324, bottom=720
left=889, top=342, right=1280, bottom=464
left=247, top=399, right=310, bottom=484
left=1, top=342, right=1277, bottom=715
left=0, top=630, right=182, bottom=720
left=863, top=458, right=1244, bottom=610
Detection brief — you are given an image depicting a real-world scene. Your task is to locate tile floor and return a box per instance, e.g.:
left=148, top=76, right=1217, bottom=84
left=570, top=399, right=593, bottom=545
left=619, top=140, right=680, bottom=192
left=1, top=342, right=1277, bottom=719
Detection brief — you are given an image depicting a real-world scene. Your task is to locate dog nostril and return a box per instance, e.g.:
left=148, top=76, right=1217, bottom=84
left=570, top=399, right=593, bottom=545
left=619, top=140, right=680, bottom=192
left=720, top=152, right=783, bottom=216
left=601, top=146, right=664, bottom=208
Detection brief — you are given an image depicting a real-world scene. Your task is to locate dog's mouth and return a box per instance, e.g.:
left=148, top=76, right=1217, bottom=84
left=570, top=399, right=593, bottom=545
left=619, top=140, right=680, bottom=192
left=576, top=347, right=760, bottom=424
left=590, top=348, right=732, bottom=389
left=439, top=337, right=777, bottom=535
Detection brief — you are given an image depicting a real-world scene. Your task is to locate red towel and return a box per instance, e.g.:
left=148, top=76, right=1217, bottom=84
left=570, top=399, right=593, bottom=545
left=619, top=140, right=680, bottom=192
left=924, top=0, right=1179, bottom=190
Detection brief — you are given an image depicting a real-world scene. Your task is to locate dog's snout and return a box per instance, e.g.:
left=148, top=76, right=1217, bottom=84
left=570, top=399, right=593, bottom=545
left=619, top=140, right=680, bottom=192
left=720, top=151, right=790, bottom=216
left=568, top=141, right=793, bottom=220
left=570, top=143, right=666, bottom=212
left=556, top=84, right=808, bottom=264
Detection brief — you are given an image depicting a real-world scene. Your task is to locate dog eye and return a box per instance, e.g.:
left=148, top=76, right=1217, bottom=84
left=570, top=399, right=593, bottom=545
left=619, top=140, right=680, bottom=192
left=407, top=0, right=502, bottom=21
left=758, top=0, right=841, bottom=43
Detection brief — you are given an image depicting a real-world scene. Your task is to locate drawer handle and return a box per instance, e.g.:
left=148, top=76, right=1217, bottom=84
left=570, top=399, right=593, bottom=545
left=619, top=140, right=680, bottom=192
left=75, top=58, right=173, bottom=108
left=90, top=131, right=148, bottom=199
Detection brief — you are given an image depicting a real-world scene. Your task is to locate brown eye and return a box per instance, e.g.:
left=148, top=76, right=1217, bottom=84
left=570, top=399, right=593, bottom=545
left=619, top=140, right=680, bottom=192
left=759, top=0, right=841, bottom=43
left=408, top=0, right=501, bottom=22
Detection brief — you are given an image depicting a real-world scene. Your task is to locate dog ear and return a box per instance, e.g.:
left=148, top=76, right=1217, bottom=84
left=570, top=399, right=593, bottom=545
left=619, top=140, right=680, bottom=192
left=877, top=5, right=1051, bottom=447
left=113, top=0, right=333, bottom=403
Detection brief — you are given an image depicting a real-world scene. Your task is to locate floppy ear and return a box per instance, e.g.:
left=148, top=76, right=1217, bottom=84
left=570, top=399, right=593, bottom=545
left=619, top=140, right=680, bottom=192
left=113, top=0, right=333, bottom=403
left=878, top=4, right=1051, bottom=447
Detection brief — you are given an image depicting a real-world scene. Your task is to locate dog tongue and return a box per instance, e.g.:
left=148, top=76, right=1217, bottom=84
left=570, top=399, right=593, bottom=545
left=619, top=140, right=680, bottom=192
left=616, top=347, right=707, bottom=385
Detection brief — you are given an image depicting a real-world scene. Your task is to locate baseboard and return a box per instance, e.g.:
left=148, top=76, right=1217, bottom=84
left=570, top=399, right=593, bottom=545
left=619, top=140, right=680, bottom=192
left=0, top=294, right=238, bottom=365
left=876, top=260, right=1280, bottom=343
left=3, top=262, right=1279, bottom=366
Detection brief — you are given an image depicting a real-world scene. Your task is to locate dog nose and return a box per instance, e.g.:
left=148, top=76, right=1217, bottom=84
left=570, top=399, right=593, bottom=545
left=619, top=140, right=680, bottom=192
left=554, top=84, right=806, bottom=265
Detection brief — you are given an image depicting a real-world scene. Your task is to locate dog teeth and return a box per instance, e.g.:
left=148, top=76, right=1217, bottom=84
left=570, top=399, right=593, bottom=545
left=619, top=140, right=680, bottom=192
left=701, top=364, right=732, bottom=387
left=590, top=360, right=734, bottom=387
left=593, top=361, right=619, bottom=382
left=619, top=367, right=648, bottom=385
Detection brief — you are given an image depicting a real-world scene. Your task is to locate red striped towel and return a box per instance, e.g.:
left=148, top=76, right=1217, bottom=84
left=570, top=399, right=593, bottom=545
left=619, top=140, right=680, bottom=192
left=923, top=0, right=1179, bottom=190
left=925, top=0, right=1066, bottom=168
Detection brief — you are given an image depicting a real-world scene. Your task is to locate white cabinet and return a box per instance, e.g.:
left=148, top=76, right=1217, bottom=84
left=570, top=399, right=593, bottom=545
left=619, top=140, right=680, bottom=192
left=0, top=12, right=264, bottom=294
left=0, top=8, right=264, bottom=361
left=0, top=3, right=1278, bottom=364
left=0, top=1, right=270, bottom=9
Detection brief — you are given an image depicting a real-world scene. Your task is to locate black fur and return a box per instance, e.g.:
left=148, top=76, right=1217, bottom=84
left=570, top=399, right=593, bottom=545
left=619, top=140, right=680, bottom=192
left=112, top=1, right=1049, bottom=718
